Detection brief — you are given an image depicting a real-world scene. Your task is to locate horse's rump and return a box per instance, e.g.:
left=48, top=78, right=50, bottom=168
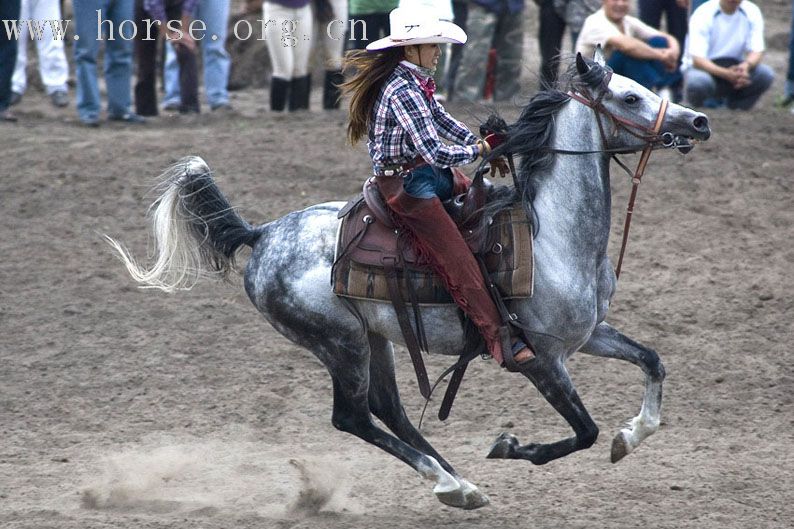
left=332, top=199, right=534, bottom=304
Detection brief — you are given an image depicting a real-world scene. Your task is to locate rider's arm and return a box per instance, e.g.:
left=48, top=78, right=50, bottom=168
left=390, top=88, right=479, bottom=168
left=432, top=101, right=478, bottom=145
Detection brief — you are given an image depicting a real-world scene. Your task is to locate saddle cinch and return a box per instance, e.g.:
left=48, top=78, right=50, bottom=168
left=332, top=173, right=534, bottom=306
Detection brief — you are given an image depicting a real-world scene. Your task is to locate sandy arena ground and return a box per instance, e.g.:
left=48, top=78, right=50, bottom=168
left=2, top=2, right=794, bottom=528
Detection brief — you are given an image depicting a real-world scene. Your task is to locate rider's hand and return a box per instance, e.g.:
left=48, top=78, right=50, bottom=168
left=483, top=132, right=506, bottom=151
left=490, top=156, right=511, bottom=178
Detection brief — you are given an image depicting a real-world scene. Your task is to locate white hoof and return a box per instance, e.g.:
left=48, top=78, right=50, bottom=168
left=610, top=430, right=634, bottom=463
left=434, top=479, right=490, bottom=510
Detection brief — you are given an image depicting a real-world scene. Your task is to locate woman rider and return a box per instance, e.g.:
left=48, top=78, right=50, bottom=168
left=341, top=1, right=533, bottom=370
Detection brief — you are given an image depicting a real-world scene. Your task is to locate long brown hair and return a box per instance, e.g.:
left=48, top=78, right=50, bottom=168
left=341, top=48, right=404, bottom=145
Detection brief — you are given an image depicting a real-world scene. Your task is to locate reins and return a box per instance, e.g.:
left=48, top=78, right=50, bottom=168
left=561, top=85, right=670, bottom=279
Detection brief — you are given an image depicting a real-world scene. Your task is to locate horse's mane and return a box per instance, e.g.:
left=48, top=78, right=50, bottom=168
left=478, top=88, right=572, bottom=234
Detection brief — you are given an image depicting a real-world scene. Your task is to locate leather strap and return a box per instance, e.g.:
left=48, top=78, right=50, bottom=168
left=383, top=257, right=431, bottom=399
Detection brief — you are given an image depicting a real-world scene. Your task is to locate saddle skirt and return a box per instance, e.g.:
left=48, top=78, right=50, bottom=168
left=332, top=190, right=534, bottom=305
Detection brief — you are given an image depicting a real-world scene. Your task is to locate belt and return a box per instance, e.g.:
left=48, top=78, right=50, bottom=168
left=375, top=157, right=428, bottom=177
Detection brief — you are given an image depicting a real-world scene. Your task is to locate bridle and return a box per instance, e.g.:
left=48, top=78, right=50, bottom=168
left=563, top=70, right=671, bottom=280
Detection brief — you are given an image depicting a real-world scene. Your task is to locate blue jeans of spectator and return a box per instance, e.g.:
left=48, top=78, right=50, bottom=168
left=684, top=58, right=774, bottom=110
left=786, top=0, right=794, bottom=97
left=607, top=36, right=681, bottom=91
left=73, top=0, right=135, bottom=121
left=0, top=0, right=21, bottom=112
left=403, top=166, right=455, bottom=201
left=163, top=0, right=231, bottom=108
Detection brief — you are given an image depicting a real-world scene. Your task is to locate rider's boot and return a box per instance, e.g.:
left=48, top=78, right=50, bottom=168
left=380, top=187, right=533, bottom=368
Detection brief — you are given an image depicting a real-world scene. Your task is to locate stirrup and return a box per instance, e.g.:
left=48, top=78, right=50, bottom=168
left=500, top=327, right=534, bottom=373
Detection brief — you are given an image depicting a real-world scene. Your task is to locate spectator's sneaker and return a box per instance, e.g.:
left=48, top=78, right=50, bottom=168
left=162, top=101, right=180, bottom=111
left=50, top=90, right=69, bottom=108
left=9, top=91, right=22, bottom=106
left=210, top=102, right=233, bottom=112
left=1, top=109, right=18, bottom=122
left=108, top=112, right=146, bottom=124
left=81, top=117, right=100, bottom=127
left=775, top=94, right=794, bottom=109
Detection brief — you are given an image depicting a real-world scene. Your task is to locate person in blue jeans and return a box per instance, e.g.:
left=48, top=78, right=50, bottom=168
left=782, top=0, right=794, bottom=108
left=162, top=0, right=231, bottom=111
left=638, top=0, right=688, bottom=101
left=0, top=0, right=21, bottom=122
left=73, top=0, right=145, bottom=126
left=576, top=0, right=680, bottom=94
left=683, top=0, right=773, bottom=110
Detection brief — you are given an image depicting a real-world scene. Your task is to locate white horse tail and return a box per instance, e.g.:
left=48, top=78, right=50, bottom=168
left=105, top=156, right=260, bottom=292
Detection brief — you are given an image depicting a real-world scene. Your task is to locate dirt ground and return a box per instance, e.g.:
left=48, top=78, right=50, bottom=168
left=2, top=2, right=794, bottom=528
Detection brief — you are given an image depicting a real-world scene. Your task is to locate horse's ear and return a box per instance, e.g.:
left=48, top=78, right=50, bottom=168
left=593, top=45, right=606, bottom=67
left=575, top=53, right=589, bottom=76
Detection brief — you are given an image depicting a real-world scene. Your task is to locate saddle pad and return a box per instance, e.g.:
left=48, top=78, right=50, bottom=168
left=332, top=202, right=533, bottom=305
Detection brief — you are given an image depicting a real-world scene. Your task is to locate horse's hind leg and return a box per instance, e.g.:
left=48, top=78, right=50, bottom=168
left=328, top=339, right=488, bottom=510
left=579, top=322, right=666, bottom=463
left=365, top=332, right=488, bottom=509
left=487, top=358, right=599, bottom=465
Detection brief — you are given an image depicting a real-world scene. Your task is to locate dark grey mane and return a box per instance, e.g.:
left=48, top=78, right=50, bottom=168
left=479, top=89, right=572, bottom=234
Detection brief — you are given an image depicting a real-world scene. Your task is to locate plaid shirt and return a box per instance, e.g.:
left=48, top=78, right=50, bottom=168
left=368, top=62, right=479, bottom=173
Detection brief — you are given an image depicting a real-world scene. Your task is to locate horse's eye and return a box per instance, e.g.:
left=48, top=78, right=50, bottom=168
left=624, top=94, right=639, bottom=104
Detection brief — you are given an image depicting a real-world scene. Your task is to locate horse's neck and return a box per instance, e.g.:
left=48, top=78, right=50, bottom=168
left=533, top=101, right=612, bottom=256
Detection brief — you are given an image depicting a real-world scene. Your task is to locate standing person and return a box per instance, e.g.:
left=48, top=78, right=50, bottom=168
left=576, top=0, right=680, bottom=95
left=341, top=2, right=534, bottom=369
left=637, top=0, right=689, bottom=100
left=10, top=0, right=70, bottom=108
left=314, top=0, right=347, bottom=109
left=135, top=0, right=200, bottom=116
left=162, top=0, right=232, bottom=112
left=73, top=0, right=144, bottom=126
left=682, top=0, right=773, bottom=110
left=539, top=0, right=600, bottom=88
left=0, top=0, right=22, bottom=122
left=779, top=0, right=794, bottom=111
left=453, top=0, right=525, bottom=102
left=264, top=0, right=313, bottom=111
left=346, top=0, right=398, bottom=51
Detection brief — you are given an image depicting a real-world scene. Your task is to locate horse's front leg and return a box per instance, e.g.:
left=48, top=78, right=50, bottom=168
left=578, top=322, right=666, bottom=462
left=487, top=358, right=599, bottom=464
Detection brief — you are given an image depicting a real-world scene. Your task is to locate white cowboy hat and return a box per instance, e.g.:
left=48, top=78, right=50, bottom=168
left=365, top=1, right=467, bottom=51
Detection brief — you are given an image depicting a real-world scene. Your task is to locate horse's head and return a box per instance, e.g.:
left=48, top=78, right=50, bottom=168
left=573, top=48, right=710, bottom=154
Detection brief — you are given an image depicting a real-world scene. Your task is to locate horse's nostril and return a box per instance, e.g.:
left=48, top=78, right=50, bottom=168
left=693, top=115, right=708, bottom=130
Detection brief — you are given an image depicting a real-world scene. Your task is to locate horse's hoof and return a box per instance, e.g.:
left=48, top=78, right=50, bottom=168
left=486, top=432, right=519, bottom=459
left=434, top=480, right=490, bottom=510
left=610, top=430, right=632, bottom=463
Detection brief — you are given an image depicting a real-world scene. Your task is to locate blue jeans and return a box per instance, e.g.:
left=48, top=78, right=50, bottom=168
left=73, top=0, right=134, bottom=121
left=787, top=0, right=794, bottom=97
left=0, top=0, right=21, bottom=111
left=163, top=0, right=230, bottom=108
left=403, top=166, right=455, bottom=201
left=607, top=36, right=681, bottom=90
left=684, top=61, right=774, bottom=110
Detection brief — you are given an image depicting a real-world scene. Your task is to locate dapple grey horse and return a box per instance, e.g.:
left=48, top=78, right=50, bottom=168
left=107, top=53, right=710, bottom=509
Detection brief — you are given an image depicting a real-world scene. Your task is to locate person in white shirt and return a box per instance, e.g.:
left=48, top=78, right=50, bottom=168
left=576, top=0, right=680, bottom=94
left=682, top=0, right=773, bottom=109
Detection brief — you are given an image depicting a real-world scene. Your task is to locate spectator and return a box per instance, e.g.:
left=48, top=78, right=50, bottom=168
left=314, top=0, right=347, bottom=109
left=638, top=0, right=688, bottom=100
left=779, top=0, right=794, bottom=111
left=264, top=0, right=313, bottom=111
left=162, top=0, right=232, bottom=112
left=539, top=0, right=600, bottom=88
left=576, top=0, right=680, bottom=95
left=453, top=0, right=525, bottom=102
left=135, top=0, right=201, bottom=116
left=682, top=0, right=773, bottom=110
left=1, top=0, right=21, bottom=122
left=73, top=0, right=144, bottom=126
left=10, top=0, right=70, bottom=108
left=437, top=1, right=469, bottom=100
left=346, top=0, right=398, bottom=51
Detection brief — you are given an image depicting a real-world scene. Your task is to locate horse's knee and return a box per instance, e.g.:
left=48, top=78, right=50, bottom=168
left=332, top=406, right=372, bottom=435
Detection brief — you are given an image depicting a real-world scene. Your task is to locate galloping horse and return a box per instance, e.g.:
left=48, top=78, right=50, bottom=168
left=107, top=53, right=710, bottom=510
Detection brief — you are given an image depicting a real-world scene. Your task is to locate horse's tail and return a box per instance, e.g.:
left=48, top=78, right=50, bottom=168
left=105, top=156, right=260, bottom=293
